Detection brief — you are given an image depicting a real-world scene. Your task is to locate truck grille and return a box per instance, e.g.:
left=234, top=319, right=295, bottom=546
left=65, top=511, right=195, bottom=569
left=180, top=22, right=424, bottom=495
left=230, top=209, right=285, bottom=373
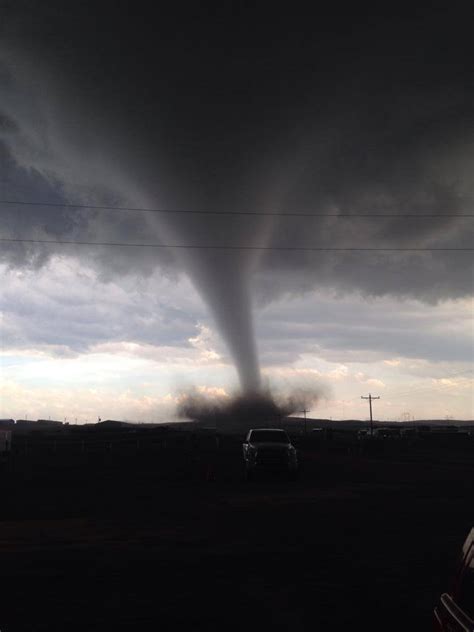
left=256, top=449, right=288, bottom=465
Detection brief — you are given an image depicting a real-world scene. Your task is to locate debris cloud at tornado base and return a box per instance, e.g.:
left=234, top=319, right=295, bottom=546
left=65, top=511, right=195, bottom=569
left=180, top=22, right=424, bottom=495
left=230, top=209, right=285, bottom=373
left=176, top=386, right=327, bottom=430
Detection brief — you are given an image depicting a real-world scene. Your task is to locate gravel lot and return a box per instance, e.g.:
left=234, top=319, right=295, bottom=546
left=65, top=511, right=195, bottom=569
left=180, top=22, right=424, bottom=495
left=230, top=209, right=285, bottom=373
left=0, top=433, right=473, bottom=631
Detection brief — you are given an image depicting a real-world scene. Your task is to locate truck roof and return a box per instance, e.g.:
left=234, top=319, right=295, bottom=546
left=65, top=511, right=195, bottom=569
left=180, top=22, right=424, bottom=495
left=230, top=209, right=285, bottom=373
left=249, top=428, right=286, bottom=432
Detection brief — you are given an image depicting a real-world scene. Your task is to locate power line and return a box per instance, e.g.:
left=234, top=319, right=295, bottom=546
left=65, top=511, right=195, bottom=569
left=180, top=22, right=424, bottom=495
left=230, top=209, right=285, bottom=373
left=0, top=199, right=472, bottom=218
left=1, top=237, right=472, bottom=252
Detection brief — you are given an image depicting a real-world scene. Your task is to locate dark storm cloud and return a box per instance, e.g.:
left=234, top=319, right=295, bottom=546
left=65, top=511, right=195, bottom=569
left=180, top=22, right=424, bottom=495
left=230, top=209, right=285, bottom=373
left=257, top=309, right=473, bottom=365
left=1, top=3, right=473, bottom=387
left=1, top=268, right=202, bottom=356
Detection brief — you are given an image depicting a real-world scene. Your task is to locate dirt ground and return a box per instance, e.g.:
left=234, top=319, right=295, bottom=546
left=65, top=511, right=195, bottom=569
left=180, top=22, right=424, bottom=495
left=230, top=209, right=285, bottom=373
left=0, top=435, right=473, bottom=631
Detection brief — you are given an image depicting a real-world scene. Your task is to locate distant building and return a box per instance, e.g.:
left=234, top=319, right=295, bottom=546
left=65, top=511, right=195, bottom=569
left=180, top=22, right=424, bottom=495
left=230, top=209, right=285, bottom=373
left=14, top=419, right=63, bottom=433
left=429, top=425, right=459, bottom=434
left=36, top=419, right=64, bottom=427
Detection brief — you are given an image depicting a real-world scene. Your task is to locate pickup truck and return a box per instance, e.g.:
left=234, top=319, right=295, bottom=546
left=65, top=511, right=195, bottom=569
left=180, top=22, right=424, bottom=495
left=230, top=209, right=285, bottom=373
left=434, top=527, right=474, bottom=631
left=242, top=428, right=298, bottom=479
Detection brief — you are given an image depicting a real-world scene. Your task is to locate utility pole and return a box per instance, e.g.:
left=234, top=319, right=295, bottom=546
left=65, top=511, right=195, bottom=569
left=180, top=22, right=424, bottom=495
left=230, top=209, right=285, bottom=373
left=301, top=408, right=310, bottom=435
left=361, top=394, right=380, bottom=437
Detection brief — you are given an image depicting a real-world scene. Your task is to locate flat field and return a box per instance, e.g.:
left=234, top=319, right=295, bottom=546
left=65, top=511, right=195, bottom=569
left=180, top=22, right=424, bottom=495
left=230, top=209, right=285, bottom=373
left=0, top=431, right=473, bottom=631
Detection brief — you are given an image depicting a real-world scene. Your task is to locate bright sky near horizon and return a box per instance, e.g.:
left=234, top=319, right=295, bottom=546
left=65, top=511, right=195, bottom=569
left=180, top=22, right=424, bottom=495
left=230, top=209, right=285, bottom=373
left=2, top=256, right=472, bottom=422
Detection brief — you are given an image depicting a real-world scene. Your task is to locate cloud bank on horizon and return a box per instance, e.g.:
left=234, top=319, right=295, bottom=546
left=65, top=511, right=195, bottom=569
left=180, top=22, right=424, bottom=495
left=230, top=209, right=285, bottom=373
left=0, top=4, right=473, bottom=418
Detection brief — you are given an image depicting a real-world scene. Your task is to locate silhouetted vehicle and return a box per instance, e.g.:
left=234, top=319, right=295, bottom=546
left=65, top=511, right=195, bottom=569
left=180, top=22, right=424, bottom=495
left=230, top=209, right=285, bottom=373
left=434, top=527, right=474, bottom=631
left=0, top=430, right=11, bottom=469
left=242, top=428, right=298, bottom=479
left=373, top=427, right=401, bottom=439
left=0, top=430, right=11, bottom=453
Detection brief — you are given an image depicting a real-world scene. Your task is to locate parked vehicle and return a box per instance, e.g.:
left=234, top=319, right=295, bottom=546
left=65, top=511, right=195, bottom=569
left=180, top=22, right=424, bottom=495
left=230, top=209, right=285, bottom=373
left=434, top=527, right=474, bottom=631
left=373, top=427, right=401, bottom=439
left=242, top=428, right=298, bottom=479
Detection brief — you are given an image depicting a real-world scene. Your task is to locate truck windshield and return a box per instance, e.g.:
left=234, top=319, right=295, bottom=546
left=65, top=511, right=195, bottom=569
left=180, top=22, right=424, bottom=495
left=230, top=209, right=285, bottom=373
left=250, top=431, right=289, bottom=443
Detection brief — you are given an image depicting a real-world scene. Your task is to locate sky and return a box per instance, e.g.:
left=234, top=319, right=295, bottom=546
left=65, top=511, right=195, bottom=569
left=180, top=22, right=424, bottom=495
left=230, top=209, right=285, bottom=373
left=0, top=3, right=473, bottom=422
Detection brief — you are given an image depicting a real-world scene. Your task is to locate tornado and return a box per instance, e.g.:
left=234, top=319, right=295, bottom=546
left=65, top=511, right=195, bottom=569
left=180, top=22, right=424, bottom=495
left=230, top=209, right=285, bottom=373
left=185, top=251, right=261, bottom=393
left=150, top=211, right=265, bottom=394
